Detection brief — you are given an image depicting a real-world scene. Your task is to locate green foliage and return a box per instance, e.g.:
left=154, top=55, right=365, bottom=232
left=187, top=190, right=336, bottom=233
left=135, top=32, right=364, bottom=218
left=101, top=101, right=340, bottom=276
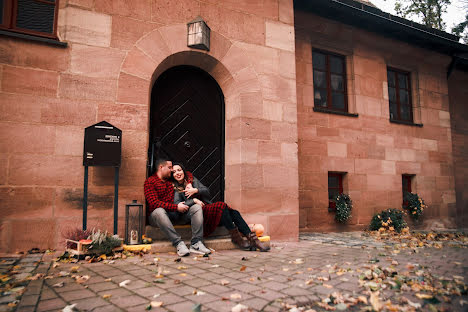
left=403, top=192, right=426, bottom=221
left=394, top=0, right=451, bottom=30
left=452, top=13, right=468, bottom=43
left=369, top=209, right=407, bottom=232
left=335, top=193, right=352, bottom=223
left=87, top=229, right=122, bottom=255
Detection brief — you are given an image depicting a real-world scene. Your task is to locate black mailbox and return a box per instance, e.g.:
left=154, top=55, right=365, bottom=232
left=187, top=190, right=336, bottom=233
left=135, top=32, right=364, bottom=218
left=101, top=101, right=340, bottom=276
left=83, top=121, right=122, bottom=167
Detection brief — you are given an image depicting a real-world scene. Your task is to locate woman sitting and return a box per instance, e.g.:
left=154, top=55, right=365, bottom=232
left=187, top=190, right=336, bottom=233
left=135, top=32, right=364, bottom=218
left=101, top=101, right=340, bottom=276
left=171, top=163, right=269, bottom=252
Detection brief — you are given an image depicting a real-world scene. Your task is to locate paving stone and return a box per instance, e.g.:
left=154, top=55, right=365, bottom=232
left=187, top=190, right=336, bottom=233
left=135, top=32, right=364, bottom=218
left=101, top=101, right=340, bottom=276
left=241, top=296, right=270, bottom=310
left=59, top=289, right=96, bottom=301
left=18, top=294, right=39, bottom=307
left=40, top=288, right=58, bottom=300
left=164, top=300, right=197, bottom=312
left=183, top=278, right=212, bottom=288
left=152, top=292, right=185, bottom=305
left=184, top=292, right=220, bottom=304
left=0, top=294, right=16, bottom=304
left=87, top=281, right=119, bottom=292
left=199, top=284, right=231, bottom=295
left=36, top=298, right=66, bottom=311
left=133, top=286, right=167, bottom=298
left=109, top=295, right=148, bottom=308
left=72, top=296, right=110, bottom=310
left=93, top=305, right=124, bottom=312
left=97, top=287, right=133, bottom=298
left=15, top=306, right=37, bottom=312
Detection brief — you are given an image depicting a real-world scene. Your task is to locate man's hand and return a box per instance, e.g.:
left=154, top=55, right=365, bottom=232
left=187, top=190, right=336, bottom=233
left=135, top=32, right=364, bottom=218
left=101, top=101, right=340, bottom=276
left=184, top=185, right=199, bottom=198
left=193, top=198, right=205, bottom=207
left=177, top=202, right=189, bottom=213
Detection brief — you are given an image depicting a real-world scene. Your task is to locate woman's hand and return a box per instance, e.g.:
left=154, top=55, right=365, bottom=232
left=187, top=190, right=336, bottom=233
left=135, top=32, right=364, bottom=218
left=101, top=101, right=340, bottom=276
left=193, top=198, right=205, bottom=207
left=184, top=185, right=198, bottom=198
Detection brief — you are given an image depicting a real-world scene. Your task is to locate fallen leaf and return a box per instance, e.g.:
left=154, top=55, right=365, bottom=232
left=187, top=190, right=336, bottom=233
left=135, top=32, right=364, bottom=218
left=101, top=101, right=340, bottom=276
left=370, top=291, right=382, bottom=311
left=105, top=278, right=112, bottom=282
left=177, top=266, right=187, bottom=270
left=192, top=303, right=202, bottom=312
left=150, top=301, right=163, bottom=308
left=293, top=258, right=304, bottom=264
left=102, top=294, right=112, bottom=300
left=119, top=280, right=131, bottom=287
left=52, top=282, right=64, bottom=288
left=323, top=283, right=333, bottom=289
left=240, top=265, right=246, bottom=272
left=211, top=264, right=220, bottom=268
left=58, top=271, right=69, bottom=277
left=70, top=266, right=80, bottom=273
left=62, top=304, right=77, bottom=312
left=153, top=294, right=160, bottom=298
left=357, top=295, right=368, bottom=304
left=220, top=279, right=230, bottom=285
left=75, top=275, right=90, bottom=284
left=231, top=303, right=248, bottom=312
left=230, top=293, right=242, bottom=300
left=415, top=293, right=433, bottom=299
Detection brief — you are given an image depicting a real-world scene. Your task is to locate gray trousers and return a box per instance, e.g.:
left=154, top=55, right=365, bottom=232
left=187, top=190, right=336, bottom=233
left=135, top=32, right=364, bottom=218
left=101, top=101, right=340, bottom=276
left=149, top=205, right=203, bottom=246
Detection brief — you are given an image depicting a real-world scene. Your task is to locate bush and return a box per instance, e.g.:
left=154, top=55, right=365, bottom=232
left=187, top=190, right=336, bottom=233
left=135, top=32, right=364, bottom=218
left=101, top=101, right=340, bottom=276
left=62, top=228, right=92, bottom=249
left=403, top=192, right=426, bottom=221
left=87, top=229, right=122, bottom=255
left=335, top=193, right=352, bottom=223
left=369, top=209, right=407, bottom=232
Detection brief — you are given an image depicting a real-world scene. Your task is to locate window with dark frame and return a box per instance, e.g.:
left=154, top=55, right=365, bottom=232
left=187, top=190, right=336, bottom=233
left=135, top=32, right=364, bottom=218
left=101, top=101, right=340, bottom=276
left=328, top=172, right=344, bottom=211
left=387, top=68, right=413, bottom=122
left=0, top=0, right=59, bottom=39
left=312, top=50, right=348, bottom=112
left=402, top=174, right=413, bottom=206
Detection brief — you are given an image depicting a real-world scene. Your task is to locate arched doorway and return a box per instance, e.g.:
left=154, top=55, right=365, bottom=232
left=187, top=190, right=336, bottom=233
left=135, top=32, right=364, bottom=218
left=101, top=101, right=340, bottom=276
left=148, top=66, right=225, bottom=202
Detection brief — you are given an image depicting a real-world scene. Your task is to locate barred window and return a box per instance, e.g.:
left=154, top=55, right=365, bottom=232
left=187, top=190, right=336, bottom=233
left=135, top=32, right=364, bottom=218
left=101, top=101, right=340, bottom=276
left=1, top=0, right=59, bottom=38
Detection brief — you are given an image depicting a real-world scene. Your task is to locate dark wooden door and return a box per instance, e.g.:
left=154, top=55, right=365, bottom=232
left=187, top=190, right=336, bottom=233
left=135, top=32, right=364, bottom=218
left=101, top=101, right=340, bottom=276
left=148, top=66, right=224, bottom=202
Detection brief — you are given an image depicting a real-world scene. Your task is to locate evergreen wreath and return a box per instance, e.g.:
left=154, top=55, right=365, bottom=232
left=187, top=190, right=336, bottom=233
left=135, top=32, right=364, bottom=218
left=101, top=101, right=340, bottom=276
left=335, top=193, right=352, bottom=223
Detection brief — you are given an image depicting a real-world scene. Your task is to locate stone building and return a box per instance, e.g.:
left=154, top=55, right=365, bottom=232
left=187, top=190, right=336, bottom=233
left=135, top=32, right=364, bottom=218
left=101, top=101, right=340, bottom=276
left=0, top=0, right=466, bottom=252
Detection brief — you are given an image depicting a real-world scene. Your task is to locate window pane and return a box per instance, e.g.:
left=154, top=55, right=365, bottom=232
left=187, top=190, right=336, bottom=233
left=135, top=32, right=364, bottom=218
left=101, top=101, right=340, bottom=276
left=388, top=87, right=396, bottom=103
left=314, top=89, right=328, bottom=107
left=0, top=0, right=3, bottom=24
left=330, top=74, right=343, bottom=91
left=389, top=102, right=397, bottom=120
left=402, top=177, right=408, bottom=193
left=331, top=92, right=345, bottom=110
left=328, top=175, right=338, bottom=188
left=400, top=104, right=411, bottom=121
left=398, top=73, right=408, bottom=88
left=16, top=0, right=55, bottom=34
left=313, top=70, right=326, bottom=88
left=312, top=52, right=326, bottom=70
left=329, top=189, right=339, bottom=200
left=399, top=89, right=409, bottom=105
left=330, top=56, right=344, bottom=74
left=387, top=71, right=395, bottom=87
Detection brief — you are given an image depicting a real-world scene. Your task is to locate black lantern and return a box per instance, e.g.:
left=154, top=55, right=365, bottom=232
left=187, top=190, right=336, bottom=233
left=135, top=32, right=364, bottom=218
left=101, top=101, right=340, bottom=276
left=187, top=16, right=210, bottom=51
left=125, top=200, right=144, bottom=245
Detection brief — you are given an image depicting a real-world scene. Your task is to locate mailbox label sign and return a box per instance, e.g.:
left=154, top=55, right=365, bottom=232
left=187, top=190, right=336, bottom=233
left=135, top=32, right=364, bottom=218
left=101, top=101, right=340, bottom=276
left=83, top=121, right=122, bottom=167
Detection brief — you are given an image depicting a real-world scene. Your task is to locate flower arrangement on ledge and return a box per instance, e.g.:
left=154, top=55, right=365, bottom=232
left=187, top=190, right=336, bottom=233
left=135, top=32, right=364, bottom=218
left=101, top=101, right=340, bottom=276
left=335, top=193, right=352, bottom=223
left=369, top=208, right=407, bottom=233
left=403, top=192, right=426, bottom=221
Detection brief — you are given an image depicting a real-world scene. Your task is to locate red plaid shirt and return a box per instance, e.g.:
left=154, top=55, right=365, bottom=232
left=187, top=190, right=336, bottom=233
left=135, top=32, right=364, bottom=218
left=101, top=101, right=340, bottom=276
left=144, top=174, right=178, bottom=214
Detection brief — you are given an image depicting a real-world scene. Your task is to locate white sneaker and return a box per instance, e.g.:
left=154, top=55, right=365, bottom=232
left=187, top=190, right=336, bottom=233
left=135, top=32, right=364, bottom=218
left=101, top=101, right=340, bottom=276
left=190, top=241, right=211, bottom=255
left=176, top=241, right=190, bottom=257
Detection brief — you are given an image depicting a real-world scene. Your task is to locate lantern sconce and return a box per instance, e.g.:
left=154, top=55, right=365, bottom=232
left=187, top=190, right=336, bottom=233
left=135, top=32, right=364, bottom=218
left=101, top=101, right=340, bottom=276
left=187, top=16, right=210, bottom=51
left=125, top=200, right=144, bottom=245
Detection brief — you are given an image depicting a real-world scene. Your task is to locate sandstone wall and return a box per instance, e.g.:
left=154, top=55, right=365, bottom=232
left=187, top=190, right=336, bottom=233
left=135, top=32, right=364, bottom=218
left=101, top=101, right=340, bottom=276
left=295, top=12, right=456, bottom=231
left=448, top=69, right=468, bottom=228
left=0, top=0, right=299, bottom=252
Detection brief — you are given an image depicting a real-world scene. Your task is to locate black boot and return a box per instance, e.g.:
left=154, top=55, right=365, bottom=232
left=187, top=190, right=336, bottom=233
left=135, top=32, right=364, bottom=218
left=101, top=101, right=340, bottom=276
left=247, top=232, right=270, bottom=252
left=229, top=228, right=250, bottom=250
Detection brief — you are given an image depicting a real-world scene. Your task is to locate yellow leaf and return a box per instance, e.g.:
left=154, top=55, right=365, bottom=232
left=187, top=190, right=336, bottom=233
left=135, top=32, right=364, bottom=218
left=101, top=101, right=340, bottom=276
left=370, top=291, right=382, bottom=311
left=323, top=283, right=333, bottom=289
left=415, top=293, right=433, bottom=299
left=150, top=301, right=163, bottom=307
left=70, top=266, right=80, bottom=273
left=102, top=294, right=112, bottom=299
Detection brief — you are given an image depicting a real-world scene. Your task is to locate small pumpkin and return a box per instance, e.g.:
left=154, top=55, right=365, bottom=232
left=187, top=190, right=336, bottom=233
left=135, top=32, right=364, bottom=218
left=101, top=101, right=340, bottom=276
left=248, top=224, right=264, bottom=237
left=79, top=239, right=92, bottom=245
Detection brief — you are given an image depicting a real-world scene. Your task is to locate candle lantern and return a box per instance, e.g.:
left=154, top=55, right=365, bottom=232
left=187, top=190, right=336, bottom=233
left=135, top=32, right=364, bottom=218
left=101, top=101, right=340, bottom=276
left=125, top=200, right=144, bottom=245
left=187, top=16, right=210, bottom=51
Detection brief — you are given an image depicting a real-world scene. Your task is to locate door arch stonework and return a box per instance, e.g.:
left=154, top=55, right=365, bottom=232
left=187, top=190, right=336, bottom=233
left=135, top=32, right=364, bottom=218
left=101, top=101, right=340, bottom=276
left=117, top=23, right=299, bottom=240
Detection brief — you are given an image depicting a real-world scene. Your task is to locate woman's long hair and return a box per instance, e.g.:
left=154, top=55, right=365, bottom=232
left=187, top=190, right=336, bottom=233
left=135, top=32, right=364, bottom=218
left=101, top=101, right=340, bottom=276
left=172, top=162, right=188, bottom=192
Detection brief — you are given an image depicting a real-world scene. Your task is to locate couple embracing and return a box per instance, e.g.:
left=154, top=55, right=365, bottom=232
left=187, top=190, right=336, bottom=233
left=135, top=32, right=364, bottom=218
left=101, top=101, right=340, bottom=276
left=144, top=158, right=270, bottom=257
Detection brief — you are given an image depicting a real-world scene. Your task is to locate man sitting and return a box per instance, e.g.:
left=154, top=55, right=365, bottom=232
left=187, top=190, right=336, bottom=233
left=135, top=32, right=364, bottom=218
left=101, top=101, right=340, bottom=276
left=144, top=158, right=211, bottom=256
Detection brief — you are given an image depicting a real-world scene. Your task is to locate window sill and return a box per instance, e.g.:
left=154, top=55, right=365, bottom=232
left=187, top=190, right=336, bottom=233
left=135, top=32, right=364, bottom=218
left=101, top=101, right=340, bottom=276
left=389, top=119, right=423, bottom=127
left=313, top=107, right=359, bottom=117
left=0, top=30, right=67, bottom=47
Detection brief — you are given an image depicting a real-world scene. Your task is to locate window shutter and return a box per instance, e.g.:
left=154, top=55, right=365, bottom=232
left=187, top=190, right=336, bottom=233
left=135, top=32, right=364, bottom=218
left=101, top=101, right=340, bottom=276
left=16, top=0, right=55, bottom=34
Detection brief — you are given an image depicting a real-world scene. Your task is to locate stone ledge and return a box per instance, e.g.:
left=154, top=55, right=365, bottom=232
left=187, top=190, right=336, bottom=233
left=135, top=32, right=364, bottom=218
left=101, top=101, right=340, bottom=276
left=150, top=238, right=236, bottom=253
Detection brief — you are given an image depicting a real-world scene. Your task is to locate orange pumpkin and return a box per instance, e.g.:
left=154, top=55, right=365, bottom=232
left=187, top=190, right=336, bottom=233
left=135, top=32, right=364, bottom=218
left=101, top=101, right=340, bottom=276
left=79, top=239, right=92, bottom=244
left=248, top=224, right=264, bottom=237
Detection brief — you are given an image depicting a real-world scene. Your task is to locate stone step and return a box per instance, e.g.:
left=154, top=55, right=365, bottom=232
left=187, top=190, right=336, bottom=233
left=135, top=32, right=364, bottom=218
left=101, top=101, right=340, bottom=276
left=149, top=237, right=236, bottom=253
left=145, top=225, right=230, bottom=241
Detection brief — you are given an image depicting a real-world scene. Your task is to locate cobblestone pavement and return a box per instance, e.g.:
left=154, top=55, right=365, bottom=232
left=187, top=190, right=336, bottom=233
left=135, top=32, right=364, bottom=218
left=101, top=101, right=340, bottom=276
left=1, top=232, right=467, bottom=312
